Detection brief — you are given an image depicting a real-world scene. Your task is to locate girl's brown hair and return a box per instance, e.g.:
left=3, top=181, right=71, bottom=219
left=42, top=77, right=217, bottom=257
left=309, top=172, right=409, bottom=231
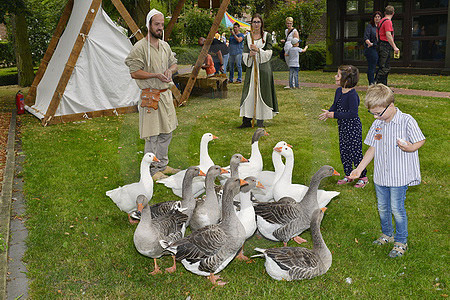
left=338, top=65, right=359, bottom=89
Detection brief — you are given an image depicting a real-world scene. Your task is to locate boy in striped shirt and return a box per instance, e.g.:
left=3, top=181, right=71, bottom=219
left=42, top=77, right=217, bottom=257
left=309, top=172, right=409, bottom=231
left=350, top=84, right=425, bottom=258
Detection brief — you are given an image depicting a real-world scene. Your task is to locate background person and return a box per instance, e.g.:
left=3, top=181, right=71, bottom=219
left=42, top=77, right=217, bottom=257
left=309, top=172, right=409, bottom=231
left=228, top=22, right=244, bottom=83
left=239, top=14, right=278, bottom=128
left=364, top=11, right=382, bottom=85
left=125, top=9, right=180, bottom=180
left=375, top=5, right=399, bottom=86
left=285, top=38, right=308, bottom=89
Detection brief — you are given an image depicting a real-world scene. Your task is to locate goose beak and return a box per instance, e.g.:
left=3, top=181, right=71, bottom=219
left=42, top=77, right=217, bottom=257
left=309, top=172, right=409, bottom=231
left=264, top=130, right=269, bottom=136
left=274, top=146, right=282, bottom=153
left=212, top=135, right=218, bottom=140
left=153, top=156, right=160, bottom=162
left=321, top=207, right=327, bottom=212
left=256, top=181, right=265, bottom=189
left=137, top=203, right=144, bottom=212
left=241, top=156, right=249, bottom=163
left=220, top=168, right=229, bottom=174
left=199, top=170, right=206, bottom=176
left=239, top=179, right=249, bottom=186
left=333, top=169, right=340, bottom=176
left=287, top=144, right=293, bottom=148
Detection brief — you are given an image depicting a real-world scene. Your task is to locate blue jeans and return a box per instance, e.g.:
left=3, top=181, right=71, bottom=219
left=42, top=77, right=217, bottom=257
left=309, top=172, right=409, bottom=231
left=364, top=46, right=378, bottom=85
left=222, top=54, right=229, bottom=73
left=374, top=184, right=409, bottom=244
left=229, top=53, right=242, bottom=82
left=289, top=67, right=299, bottom=88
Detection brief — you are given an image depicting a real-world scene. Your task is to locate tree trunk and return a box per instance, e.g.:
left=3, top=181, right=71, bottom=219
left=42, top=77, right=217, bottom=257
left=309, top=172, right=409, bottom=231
left=130, top=0, right=149, bottom=36
left=11, top=13, right=34, bottom=87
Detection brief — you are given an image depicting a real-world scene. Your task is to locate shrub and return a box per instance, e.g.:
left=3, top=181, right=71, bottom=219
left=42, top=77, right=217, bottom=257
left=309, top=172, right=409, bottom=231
left=171, top=46, right=201, bottom=65
left=0, top=41, right=15, bottom=67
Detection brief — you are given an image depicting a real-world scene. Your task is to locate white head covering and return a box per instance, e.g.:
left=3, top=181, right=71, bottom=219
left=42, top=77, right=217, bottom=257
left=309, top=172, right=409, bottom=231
left=146, top=9, right=164, bottom=66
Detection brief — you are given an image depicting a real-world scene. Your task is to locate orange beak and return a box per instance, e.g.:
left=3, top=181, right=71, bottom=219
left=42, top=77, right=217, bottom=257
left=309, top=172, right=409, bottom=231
left=153, top=156, right=160, bottom=162
left=333, top=169, right=340, bottom=176
left=287, top=144, right=293, bottom=148
left=264, top=130, right=269, bottom=136
left=256, top=181, right=265, bottom=189
left=199, top=170, right=206, bottom=176
left=241, top=156, right=249, bottom=163
left=220, top=168, right=229, bottom=174
left=212, top=135, right=218, bottom=140
left=321, top=207, right=327, bottom=212
left=137, top=203, right=144, bottom=212
left=239, top=179, right=249, bottom=186
left=274, top=147, right=282, bottom=153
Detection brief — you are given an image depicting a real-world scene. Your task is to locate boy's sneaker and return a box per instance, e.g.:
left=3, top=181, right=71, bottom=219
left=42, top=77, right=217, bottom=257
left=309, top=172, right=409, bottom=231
left=337, top=176, right=353, bottom=185
left=354, top=177, right=369, bottom=188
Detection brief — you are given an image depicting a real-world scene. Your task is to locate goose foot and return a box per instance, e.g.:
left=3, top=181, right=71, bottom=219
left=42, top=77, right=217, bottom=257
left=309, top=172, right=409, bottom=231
left=165, top=256, right=177, bottom=273
left=128, top=214, right=139, bottom=224
left=236, top=249, right=249, bottom=261
left=150, top=259, right=162, bottom=275
left=208, top=274, right=227, bottom=286
left=293, top=236, right=307, bottom=244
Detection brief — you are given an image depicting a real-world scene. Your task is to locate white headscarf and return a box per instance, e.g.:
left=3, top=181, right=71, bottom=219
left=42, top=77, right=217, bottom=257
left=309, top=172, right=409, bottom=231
left=146, top=9, right=164, bottom=66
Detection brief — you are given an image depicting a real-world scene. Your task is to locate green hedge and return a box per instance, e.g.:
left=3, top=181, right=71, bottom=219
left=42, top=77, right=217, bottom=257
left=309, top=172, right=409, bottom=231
left=171, top=46, right=201, bottom=65
left=0, top=41, right=15, bottom=68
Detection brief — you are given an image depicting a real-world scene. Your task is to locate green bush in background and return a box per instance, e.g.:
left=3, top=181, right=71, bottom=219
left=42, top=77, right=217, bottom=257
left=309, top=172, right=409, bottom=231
left=0, top=41, right=15, bottom=68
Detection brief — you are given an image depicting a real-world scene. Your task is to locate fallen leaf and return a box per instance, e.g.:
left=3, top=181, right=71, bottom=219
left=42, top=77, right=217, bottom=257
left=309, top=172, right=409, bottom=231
left=355, top=238, right=359, bottom=243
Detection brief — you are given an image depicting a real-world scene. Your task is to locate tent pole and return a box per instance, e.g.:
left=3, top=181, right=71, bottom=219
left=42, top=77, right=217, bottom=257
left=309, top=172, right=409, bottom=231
left=164, top=0, right=187, bottom=42
left=25, top=0, right=74, bottom=107
left=43, top=0, right=102, bottom=126
left=110, top=0, right=144, bottom=40
left=177, top=0, right=230, bottom=106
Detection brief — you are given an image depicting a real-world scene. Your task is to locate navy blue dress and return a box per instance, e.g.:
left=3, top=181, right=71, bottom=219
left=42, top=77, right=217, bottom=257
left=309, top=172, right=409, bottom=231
left=329, top=87, right=367, bottom=177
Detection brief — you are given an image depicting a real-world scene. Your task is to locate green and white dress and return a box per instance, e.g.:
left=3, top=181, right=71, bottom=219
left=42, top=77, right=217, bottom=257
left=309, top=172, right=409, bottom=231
left=240, top=32, right=278, bottom=120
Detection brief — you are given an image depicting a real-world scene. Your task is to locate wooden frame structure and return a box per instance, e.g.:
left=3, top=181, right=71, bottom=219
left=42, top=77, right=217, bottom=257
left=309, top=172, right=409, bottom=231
left=26, top=0, right=230, bottom=125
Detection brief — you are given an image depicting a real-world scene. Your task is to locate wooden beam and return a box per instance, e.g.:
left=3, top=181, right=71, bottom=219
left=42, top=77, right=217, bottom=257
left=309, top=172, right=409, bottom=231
left=164, top=0, right=187, bottom=41
left=25, top=0, right=74, bottom=106
left=110, top=0, right=144, bottom=40
left=44, top=105, right=138, bottom=125
left=43, top=0, right=102, bottom=126
left=177, top=0, right=231, bottom=106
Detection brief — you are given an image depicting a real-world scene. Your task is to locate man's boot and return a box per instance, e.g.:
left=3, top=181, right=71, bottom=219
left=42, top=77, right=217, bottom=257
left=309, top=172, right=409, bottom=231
left=256, top=119, right=264, bottom=128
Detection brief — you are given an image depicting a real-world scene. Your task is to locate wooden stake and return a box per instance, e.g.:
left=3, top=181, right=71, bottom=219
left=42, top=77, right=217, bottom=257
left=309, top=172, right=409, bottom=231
left=42, top=0, right=102, bottom=126
left=177, top=0, right=231, bottom=106
left=250, top=33, right=258, bottom=128
left=164, top=0, right=187, bottom=41
left=25, top=0, right=74, bottom=106
left=110, top=0, right=144, bottom=40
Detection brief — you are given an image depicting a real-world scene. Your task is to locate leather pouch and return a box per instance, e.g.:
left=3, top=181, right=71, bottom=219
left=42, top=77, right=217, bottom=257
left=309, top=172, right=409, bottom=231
left=140, top=89, right=161, bottom=111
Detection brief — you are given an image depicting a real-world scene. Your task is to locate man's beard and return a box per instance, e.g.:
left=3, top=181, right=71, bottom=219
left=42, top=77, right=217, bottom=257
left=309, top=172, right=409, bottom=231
left=150, top=28, right=163, bottom=39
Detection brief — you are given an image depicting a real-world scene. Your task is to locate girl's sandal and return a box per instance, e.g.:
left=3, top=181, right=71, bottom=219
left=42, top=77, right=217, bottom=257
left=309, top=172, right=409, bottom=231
left=388, top=242, right=408, bottom=258
left=337, top=176, right=353, bottom=185
left=373, top=234, right=394, bottom=245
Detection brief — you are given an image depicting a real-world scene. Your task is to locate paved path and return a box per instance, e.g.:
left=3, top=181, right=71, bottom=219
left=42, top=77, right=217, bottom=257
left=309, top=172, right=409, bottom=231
left=274, top=80, right=450, bottom=98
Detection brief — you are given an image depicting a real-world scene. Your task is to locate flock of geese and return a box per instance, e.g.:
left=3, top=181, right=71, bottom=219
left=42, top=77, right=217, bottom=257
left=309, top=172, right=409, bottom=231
left=106, top=130, right=341, bottom=285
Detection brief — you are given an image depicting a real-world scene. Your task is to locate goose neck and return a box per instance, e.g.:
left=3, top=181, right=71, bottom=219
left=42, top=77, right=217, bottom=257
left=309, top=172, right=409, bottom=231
left=279, top=154, right=294, bottom=184
left=199, top=140, right=213, bottom=166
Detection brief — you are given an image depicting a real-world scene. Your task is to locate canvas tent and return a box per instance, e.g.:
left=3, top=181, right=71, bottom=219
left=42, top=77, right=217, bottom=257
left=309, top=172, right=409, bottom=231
left=26, top=0, right=140, bottom=124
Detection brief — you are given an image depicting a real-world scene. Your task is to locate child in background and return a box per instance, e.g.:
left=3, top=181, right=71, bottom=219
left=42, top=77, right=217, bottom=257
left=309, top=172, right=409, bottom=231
left=319, top=65, right=368, bottom=187
left=201, top=54, right=215, bottom=77
left=285, top=38, right=308, bottom=88
left=350, top=84, right=425, bottom=258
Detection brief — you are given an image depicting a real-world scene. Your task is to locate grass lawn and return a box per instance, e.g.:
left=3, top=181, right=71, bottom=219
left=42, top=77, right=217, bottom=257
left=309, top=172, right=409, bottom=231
left=9, top=81, right=450, bottom=298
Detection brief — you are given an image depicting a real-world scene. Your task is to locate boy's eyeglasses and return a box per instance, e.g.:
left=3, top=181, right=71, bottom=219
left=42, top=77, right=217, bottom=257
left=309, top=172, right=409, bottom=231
left=368, top=104, right=390, bottom=117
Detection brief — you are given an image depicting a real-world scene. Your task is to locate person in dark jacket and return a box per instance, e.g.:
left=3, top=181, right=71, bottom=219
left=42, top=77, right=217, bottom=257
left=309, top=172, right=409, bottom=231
left=364, top=11, right=382, bottom=85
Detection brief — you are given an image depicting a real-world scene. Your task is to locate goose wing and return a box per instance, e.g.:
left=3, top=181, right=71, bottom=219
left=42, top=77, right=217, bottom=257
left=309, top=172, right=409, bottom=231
left=273, top=219, right=309, bottom=242
left=254, top=201, right=301, bottom=224
left=265, top=247, right=320, bottom=279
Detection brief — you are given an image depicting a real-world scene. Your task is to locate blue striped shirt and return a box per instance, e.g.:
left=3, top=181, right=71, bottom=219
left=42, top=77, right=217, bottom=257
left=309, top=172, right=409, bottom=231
left=364, top=108, right=425, bottom=187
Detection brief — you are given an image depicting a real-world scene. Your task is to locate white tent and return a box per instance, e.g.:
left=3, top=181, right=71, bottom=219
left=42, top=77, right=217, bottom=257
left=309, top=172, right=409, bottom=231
left=26, top=0, right=140, bottom=123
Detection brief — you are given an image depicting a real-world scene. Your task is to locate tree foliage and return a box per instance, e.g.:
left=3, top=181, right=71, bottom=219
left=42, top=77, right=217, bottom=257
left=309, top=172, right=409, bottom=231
left=265, top=0, right=326, bottom=44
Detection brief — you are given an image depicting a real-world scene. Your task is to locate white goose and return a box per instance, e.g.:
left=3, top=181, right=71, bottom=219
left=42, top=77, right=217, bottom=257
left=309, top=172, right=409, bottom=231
left=161, top=178, right=248, bottom=286
left=106, top=152, right=159, bottom=223
left=133, top=195, right=188, bottom=275
left=253, top=141, right=291, bottom=202
left=252, top=208, right=332, bottom=281
left=235, top=176, right=265, bottom=261
left=157, top=133, right=218, bottom=198
left=221, top=129, right=268, bottom=183
left=272, top=145, right=340, bottom=208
